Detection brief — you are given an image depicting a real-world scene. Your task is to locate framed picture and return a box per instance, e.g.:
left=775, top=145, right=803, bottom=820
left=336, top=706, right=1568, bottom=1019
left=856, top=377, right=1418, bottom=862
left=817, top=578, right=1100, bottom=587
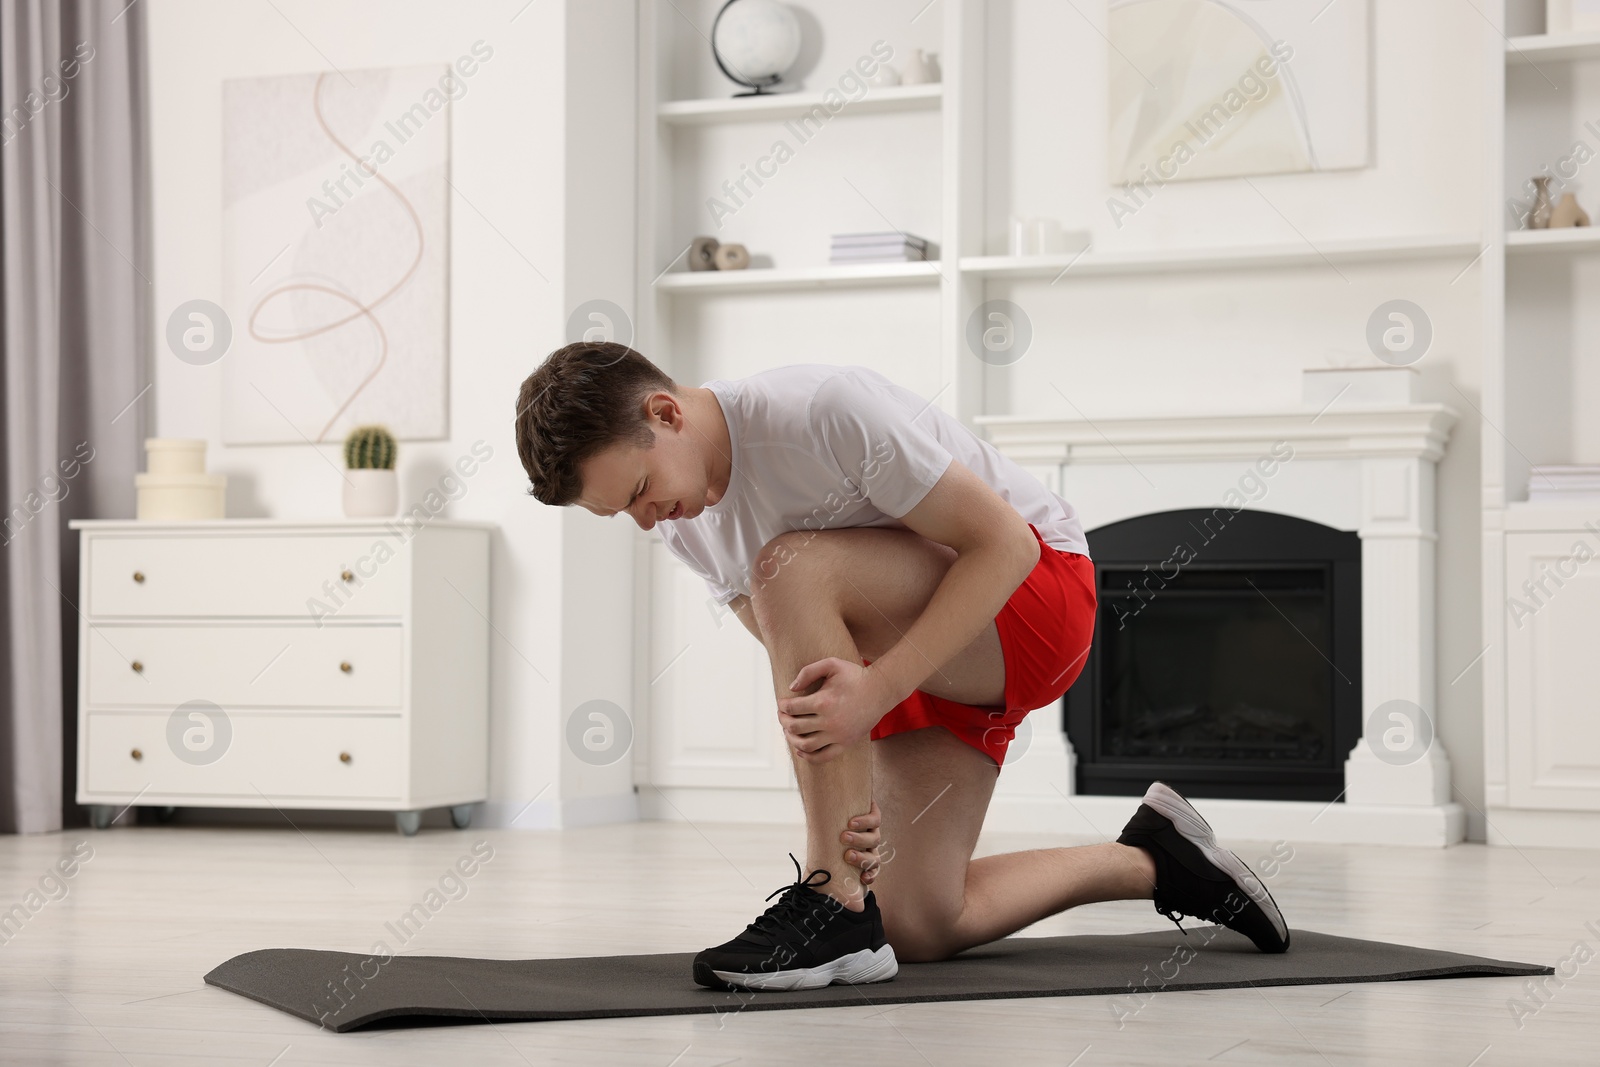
left=1107, top=0, right=1372, bottom=186
left=221, top=65, right=451, bottom=445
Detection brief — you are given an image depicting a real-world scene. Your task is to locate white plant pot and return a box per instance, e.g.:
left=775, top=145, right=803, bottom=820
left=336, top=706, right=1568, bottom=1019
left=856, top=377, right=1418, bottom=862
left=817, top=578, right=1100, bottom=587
left=342, top=468, right=398, bottom=518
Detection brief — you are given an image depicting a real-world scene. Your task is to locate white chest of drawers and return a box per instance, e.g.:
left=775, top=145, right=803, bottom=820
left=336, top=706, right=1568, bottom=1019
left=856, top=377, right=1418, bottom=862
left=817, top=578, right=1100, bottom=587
left=70, top=519, right=493, bottom=835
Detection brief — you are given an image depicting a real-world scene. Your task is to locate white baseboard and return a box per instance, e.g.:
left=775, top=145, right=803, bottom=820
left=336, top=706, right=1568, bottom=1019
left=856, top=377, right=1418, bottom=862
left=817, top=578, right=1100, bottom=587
left=476, top=792, right=640, bottom=829
left=560, top=791, right=641, bottom=828
left=638, top=784, right=1466, bottom=847
left=986, top=794, right=1466, bottom=847
left=1486, top=806, right=1600, bottom=849
left=476, top=797, right=557, bottom=829
left=638, top=786, right=804, bottom=825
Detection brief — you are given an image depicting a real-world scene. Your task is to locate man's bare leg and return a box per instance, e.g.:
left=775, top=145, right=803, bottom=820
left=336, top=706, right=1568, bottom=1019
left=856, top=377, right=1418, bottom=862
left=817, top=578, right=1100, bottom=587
left=745, top=546, right=874, bottom=912
left=745, top=527, right=1156, bottom=952
left=869, top=725, right=1155, bottom=961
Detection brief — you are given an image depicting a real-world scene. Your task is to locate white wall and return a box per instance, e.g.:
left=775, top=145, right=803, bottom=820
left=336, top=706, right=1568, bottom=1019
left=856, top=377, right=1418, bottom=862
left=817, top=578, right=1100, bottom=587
left=557, top=0, right=642, bottom=819
left=147, top=0, right=638, bottom=828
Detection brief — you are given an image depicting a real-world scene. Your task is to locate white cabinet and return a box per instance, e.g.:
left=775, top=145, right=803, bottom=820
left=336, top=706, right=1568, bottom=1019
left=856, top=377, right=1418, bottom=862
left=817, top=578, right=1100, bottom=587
left=644, top=540, right=793, bottom=792
left=1505, top=527, right=1600, bottom=811
left=71, top=519, right=493, bottom=835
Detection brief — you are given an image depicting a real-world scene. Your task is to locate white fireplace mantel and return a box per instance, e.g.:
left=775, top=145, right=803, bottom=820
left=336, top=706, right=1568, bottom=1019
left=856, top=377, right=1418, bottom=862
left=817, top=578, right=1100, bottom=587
left=975, top=404, right=1466, bottom=847
left=976, top=406, right=1454, bottom=465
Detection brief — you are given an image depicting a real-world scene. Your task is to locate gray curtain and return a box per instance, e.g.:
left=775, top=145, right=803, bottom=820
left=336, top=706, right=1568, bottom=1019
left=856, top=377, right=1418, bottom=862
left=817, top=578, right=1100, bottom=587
left=0, top=0, right=147, bottom=833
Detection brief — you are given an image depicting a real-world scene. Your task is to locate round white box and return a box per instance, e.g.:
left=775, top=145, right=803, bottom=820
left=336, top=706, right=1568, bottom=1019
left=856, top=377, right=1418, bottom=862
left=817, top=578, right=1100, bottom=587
left=145, top=438, right=208, bottom=476
left=136, top=472, right=226, bottom=520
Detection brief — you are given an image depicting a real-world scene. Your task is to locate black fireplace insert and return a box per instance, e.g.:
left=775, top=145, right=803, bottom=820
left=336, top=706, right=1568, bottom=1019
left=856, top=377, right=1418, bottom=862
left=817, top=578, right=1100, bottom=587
left=1063, top=508, right=1361, bottom=802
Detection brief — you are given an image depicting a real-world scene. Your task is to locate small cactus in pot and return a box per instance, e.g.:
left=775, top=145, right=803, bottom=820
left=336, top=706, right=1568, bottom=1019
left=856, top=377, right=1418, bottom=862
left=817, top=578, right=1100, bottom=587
left=340, top=424, right=399, bottom=517
left=344, top=424, right=397, bottom=470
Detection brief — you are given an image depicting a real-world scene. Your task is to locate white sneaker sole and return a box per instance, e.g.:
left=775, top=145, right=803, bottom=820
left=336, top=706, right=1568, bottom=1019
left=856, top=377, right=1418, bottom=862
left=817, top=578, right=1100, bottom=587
left=713, top=944, right=899, bottom=991
left=1142, top=781, right=1289, bottom=943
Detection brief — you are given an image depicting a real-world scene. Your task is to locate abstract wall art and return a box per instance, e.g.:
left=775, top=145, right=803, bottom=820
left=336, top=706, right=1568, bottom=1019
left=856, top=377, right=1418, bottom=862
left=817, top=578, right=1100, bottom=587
left=1107, top=0, right=1371, bottom=187
left=222, top=64, right=452, bottom=444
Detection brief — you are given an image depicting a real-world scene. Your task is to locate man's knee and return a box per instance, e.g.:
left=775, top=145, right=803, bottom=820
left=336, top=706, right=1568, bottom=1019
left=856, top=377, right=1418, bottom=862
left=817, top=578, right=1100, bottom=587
left=875, top=886, right=962, bottom=963
left=749, top=529, right=829, bottom=600
left=882, top=913, right=959, bottom=964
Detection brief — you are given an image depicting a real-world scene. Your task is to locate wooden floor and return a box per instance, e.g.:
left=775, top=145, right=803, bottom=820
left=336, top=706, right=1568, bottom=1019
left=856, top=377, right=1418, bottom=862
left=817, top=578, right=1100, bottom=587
left=1, top=814, right=1595, bottom=1066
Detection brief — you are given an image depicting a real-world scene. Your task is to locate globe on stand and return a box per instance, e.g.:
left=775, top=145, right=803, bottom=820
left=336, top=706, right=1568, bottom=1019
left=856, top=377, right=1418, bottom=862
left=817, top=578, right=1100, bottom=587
left=711, top=0, right=802, bottom=97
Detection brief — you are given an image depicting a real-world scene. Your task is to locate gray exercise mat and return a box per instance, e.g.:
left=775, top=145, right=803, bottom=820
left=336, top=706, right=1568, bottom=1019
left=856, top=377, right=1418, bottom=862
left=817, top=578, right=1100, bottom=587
left=204, top=927, right=1552, bottom=1032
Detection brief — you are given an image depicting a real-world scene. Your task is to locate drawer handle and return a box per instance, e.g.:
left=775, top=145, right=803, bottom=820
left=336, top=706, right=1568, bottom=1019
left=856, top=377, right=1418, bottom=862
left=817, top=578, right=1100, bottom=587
left=130, top=748, right=142, bottom=761
left=131, top=660, right=144, bottom=674
left=339, top=751, right=352, bottom=764
left=339, top=661, right=352, bottom=674
left=132, top=571, right=145, bottom=584
left=341, top=569, right=355, bottom=583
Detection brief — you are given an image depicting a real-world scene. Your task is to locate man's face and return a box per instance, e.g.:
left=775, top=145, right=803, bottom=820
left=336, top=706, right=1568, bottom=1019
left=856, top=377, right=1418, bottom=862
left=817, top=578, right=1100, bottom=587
left=577, top=401, right=708, bottom=530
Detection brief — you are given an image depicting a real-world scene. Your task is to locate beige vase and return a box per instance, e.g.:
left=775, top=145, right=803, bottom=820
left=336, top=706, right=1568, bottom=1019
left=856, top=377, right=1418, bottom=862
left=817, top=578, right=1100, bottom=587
left=1528, top=176, right=1555, bottom=229
left=1550, top=192, right=1590, bottom=228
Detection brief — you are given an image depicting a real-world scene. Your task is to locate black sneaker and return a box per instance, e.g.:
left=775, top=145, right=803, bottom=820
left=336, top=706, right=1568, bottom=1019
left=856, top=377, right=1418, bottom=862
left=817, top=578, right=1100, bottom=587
left=692, top=855, right=898, bottom=991
left=1116, top=781, right=1291, bottom=953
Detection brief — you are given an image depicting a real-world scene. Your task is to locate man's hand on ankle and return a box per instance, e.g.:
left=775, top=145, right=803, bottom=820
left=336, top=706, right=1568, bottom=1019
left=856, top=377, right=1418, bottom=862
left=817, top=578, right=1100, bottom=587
left=839, top=799, right=884, bottom=893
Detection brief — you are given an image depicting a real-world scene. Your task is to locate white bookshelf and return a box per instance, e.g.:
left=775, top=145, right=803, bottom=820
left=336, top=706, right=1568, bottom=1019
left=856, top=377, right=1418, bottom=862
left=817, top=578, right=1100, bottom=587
left=638, top=0, right=1479, bottom=387
left=655, top=260, right=941, bottom=294
left=636, top=0, right=975, bottom=418
left=1483, top=1, right=1600, bottom=840
left=633, top=0, right=974, bottom=804
left=650, top=236, right=1484, bottom=294
left=1506, top=30, right=1600, bottom=63
left=649, top=234, right=1483, bottom=299
left=961, top=234, right=1480, bottom=279
left=1505, top=226, right=1600, bottom=251
left=657, top=83, right=942, bottom=126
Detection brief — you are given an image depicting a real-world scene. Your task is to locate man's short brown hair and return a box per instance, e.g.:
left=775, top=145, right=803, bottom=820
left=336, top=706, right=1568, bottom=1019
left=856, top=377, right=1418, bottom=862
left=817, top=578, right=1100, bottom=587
left=515, top=341, right=679, bottom=506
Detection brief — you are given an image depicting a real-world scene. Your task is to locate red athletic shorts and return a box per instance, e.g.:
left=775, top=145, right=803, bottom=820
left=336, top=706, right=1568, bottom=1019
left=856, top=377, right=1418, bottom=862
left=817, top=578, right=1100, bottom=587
left=865, top=523, right=1097, bottom=766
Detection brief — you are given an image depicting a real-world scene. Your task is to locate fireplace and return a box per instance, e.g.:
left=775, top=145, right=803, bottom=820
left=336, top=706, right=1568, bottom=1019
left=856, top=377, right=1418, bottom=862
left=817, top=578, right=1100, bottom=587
left=1064, top=508, right=1362, bottom=803
left=973, top=405, right=1460, bottom=844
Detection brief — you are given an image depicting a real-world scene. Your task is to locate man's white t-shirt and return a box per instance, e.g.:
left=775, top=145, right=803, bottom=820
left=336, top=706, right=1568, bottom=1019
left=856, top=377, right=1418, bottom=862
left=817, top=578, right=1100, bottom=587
left=656, top=363, right=1090, bottom=606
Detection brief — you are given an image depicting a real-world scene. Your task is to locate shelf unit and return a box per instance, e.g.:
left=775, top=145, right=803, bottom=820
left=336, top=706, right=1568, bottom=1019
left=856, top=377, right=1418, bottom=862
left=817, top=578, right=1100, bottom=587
left=636, top=1, right=1487, bottom=429
left=657, top=82, right=942, bottom=126
left=654, top=259, right=942, bottom=293
left=1506, top=29, right=1600, bottom=63
left=1483, top=2, right=1600, bottom=840
left=961, top=234, right=1481, bottom=279
left=637, top=0, right=977, bottom=422
left=647, top=237, right=1486, bottom=291
left=1505, top=226, right=1600, bottom=251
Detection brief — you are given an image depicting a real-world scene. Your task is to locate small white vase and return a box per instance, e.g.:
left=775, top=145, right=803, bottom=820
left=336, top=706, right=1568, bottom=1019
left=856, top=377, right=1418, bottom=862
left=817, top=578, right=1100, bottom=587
left=342, top=468, right=398, bottom=518
left=900, top=49, right=940, bottom=85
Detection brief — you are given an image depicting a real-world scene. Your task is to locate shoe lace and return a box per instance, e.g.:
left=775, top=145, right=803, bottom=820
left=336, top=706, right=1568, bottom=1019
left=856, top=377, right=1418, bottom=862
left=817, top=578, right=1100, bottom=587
left=747, top=853, right=834, bottom=941
left=1157, top=890, right=1251, bottom=938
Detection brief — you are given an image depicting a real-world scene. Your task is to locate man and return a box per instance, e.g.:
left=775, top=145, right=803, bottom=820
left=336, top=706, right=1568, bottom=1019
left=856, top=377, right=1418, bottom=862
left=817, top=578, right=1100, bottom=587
left=515, top=342, right=1289, bottom=991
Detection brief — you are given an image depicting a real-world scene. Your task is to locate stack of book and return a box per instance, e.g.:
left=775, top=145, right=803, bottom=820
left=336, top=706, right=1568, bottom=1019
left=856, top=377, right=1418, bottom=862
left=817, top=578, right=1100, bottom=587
left=1527, top=465, right=1600, bottom=503
left=829, top=232, right=929, bottom=264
